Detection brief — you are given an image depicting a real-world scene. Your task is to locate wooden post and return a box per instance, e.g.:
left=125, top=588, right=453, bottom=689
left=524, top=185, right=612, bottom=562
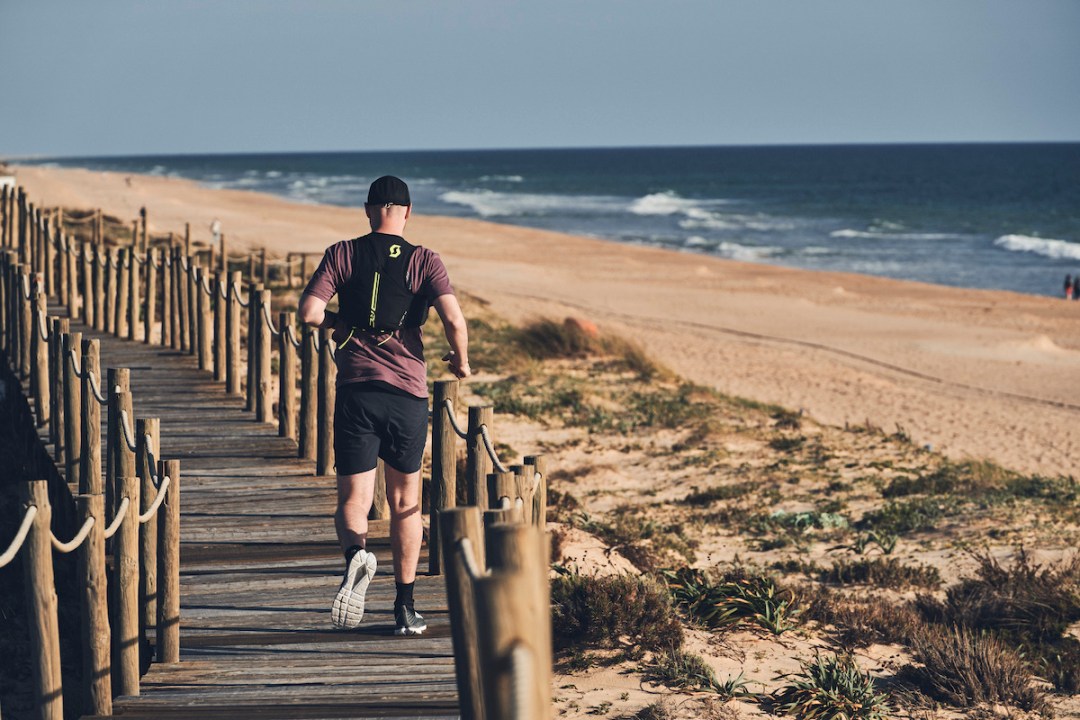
left=115, top=247, right=130, bottom=338
left=245, top=282, right=261, bottom=411
left=58, top=224, right=68, bottom=304
left=478, top=524, right=553, bottom=719
left=0, top=252, right=8, bottom=354
left=316, top=329, right=336, bottom=475
left=66, top=234, right=78, bottom=320
left=430, top=380, right=459, bottom=574
left=64, top=331, right=83, bottom=490
left=137, top=417, right=160, bottom=654
left=248, top=253, right=256, bottom=283
left=158, top=459, right=181, bottom=663
left=19, top=268, right=32, bottom=378
left=219, top=233, right=227, bottom=274
left=299, top=325, right=318, bottom=461
left=286, top=253, right=294, bottom=288
left=81, top=339, right=103, bottom=495
left=78, top=492, right=112, bottom=716
left=213, top=272, right=226, bottom=382
left=466, top=406, right=493, bottom=511
left=370, top=460, right=390, bottom=520
left=174, top=248, right=187, bottom=351
left=278, top=311, right=297, bottom=439
left=114, top=473, right=140, bottom=697
left=94, top=208, right=102, bottom=246
left=198, top=268, right=212, bottom=371
left=226, top=271, right=241, bottom=394
left=256, top=288, right=272, bottom=423
left=260, top=247, right=268, bottom=286
left=525, top=456, right=547, bottom=530
left=144, top=248, right=157, bottom=344
left=163, top=248, right=174, bottom=348
left=488, top=471, right=517, bottom=511
left=143, top=215, right=150, bottom=254
left=32, top=291, right=49, bottom=427
left=93, top=246, right=105, bottom=332
left=51, top=318, right=69, bottom=459
left=43, top=216, right=54, bottom=296
left=22, top=480, right=64, bottom=720
left=128, top=245, right=141, bottom=341
left=512, top=464, right=533, bottom=519
left=106, top=371, right=132, bottom=515
left=187, top=258, right=199, bottom=357
left=440, top=506, right=485, bottom=720
left=103, top=248, right=116, bottom=334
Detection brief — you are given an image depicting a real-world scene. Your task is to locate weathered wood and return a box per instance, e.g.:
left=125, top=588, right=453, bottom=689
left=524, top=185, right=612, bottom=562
left=51, top=318, right=69, bottom=459
left=22, top=480, right=64, bottom=720
left=43, top=215, right=54, bottom=296
left=64, top=332, right=84, bottom=488
left=219, top=232, right=227, bottom=274
left=260, top=247, right=268, bottom=286
left=278, top=311, right=297, bottom=439
left=128, top=244, right=141, bottom=341
left=440, top=506, right=484, bottom=720
left=187, top=258, right=199, bottom=357
left=175, top=248, right=188, bottom=351
left=106, top=370, right=132, bottom=514
left=213, top=272, right=226, bottom=382
left=162, top=247, right=173, bottom=347
left=466, top=406, right=493, bottom=511
left=198, top=268, right=213, bottom=371
left=144, top=248, right=157, bottom=344
left=32, top=290, right=49, bottom=426
left=256, top=288, right=272, bottom=423
left=116, top=247, right=130, bottom=339
left=226, top=271, right=241, bottom=395
left=488, top=471, right=517, bottom=511
left=138, top=417, right=160, bottom=651
left=476, top=524, right=552, bottom=720
left=65, top=233, right=78, bottom=318
left=104, top=248, right=117, bottom=335
left=430, top=380, right=459, bottom=575
left=245, top=282, right=262, bottom=412
left=370, top=460, right=389, bottom=521
left=18, top=267, right=32, bottom=377
left=78, top=492, right=112, bottom=717
left=81, top=339, right=103, bottom=495
left=299, top=325, right=318, bottom=460
left=114, top=473, right=141, bottom=697
left=316, top=329, right=336, bottom=476
left=93, top=245, right=105, bottom=332
left=157, top=459, right=181, bottom=664
left=525, top=455, right=547, bottom=531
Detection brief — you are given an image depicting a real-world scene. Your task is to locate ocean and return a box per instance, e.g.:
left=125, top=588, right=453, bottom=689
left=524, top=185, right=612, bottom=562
left=22, top=143, right=1080, bottom=298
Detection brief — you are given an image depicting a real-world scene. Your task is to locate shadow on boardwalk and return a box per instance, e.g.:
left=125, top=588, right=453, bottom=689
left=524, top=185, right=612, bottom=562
left=85, top=322, right=458, bottom=720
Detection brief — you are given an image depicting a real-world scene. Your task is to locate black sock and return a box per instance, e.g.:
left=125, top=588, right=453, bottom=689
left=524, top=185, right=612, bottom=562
left=344, top=544, right=364, bottom=567
left=395, top=581, right=415, bottom=610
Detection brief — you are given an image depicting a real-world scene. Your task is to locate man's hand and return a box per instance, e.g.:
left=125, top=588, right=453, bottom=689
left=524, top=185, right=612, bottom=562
left=442, top=351, right=471, bottom=379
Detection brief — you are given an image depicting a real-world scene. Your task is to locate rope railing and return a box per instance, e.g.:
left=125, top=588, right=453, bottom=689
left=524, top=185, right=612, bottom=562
left=459, top=536, right=484, bottom=580
left=36, top=308, right=50, bottom=342
left=103, top=496, right=131, bottom=540
left=87, top=369, right=108, bottom=405
left=261, top=303, right=281, bottom=336
left=232, top=281, right=250, bottom=307
left=0, top=505, right=39, bottom=568
left=22, top=273, right=32, bottom=300
left=479, top=424, right=510, bottom=473
left=443, top=398, right=469, bottom=439
left=509, top=644, right=535, bottom=720
left=120, top=410, right=139, bottom=453
left=50, top=516, right=95, bottom=554
left=139, top=475, right=171, bottom=524
left=285, top=323, right=302, bottom=348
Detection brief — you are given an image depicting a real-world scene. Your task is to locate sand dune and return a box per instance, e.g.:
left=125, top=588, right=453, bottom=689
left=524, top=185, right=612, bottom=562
left=12, top=164, right=1080, bottom=476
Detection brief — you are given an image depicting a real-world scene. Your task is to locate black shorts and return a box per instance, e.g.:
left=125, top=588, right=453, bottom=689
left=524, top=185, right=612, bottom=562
left=334, top=382, right=428, bottom=475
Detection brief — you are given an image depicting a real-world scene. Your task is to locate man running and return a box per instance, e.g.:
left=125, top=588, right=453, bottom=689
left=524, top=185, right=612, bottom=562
left=299, top=175, right=470, bottom=635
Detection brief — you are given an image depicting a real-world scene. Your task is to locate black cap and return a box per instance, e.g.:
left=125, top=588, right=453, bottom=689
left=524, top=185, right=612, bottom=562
left=367, top=175, right=411, bottom=206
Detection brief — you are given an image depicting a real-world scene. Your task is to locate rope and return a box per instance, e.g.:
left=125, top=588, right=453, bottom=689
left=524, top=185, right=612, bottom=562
left=87, top=370, right=108, bottom=405
left=0, top=506, right=39, bottom=568
left=261, top=303, right=281, bottom=336
left=443, top=399, right=468, bottom=439
left=200, top=274, right=214, bottom=297
left=163, top=254, right=172, bottom=268
left=36, top=309, right=50, bottom=342
left=285, top=323, right=301, bottom=349
left=458, top=537, right=483, bottom=580
left=150, top=253, right=161, bottom=269
left=139, top=476, right=171, bottom=524
left=179, top=256, right=190, bottom=272
left=218, top=281, right=229, bottom=300
left=232, top=282, right=249, bottom=307
left=120, top=410, right=138, bottom=452
left=133, top=253, right=146, bottom=266
left=67, top=347, right=82, bottom=377
left=144, top=434, right=160, bottom=485
left=509, top=644, right=535, bottom=720
left=21, top=274, right=32, bottom=300
left=50, top=516, right=95, bottom=553
left=499, top=496, right=512, bottom=510
left=479, top=425, right=510, bottom=473
left=103, top=497, right=130, bottom=539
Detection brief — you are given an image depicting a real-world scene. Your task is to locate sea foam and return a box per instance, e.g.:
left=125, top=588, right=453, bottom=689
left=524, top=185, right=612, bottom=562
left=994, top=235, right=1080, bottom=261
left=438, top=189, right=620, bottom=217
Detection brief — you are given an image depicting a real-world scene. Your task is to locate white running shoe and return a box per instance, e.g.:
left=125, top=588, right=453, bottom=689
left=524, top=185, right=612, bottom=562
left=331, top=549, right=377, bottom=629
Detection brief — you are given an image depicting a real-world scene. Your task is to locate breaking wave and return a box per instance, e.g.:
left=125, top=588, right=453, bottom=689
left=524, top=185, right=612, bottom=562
left=994, top=235, right=1080, bottom=261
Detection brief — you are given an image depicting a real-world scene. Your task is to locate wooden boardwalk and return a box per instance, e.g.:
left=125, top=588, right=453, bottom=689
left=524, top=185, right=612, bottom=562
left=74, top=320, right=459, bottom=719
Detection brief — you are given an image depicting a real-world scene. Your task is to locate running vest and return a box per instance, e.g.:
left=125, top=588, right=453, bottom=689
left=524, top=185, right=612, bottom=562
left=343, top=233, right=429, bottom=332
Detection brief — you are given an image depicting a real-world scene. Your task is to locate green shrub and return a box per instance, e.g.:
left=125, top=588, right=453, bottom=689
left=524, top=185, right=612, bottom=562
left=771, top=653, right=890, bottom=720
left=550, top=572, right=683, bottom=658
left=856, top=497, right=952, bottom=535
left=664, top=566, right=799, bottom=635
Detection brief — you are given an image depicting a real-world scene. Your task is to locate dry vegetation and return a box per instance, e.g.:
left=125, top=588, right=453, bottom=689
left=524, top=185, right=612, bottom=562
left=431, top=293, right=1080, bottom=719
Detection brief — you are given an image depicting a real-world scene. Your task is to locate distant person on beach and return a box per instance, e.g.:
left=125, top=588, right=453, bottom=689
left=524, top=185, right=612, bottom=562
left=299, top=175, right=470, bottom=636
left=1065, top=275, right=1073, bottom=300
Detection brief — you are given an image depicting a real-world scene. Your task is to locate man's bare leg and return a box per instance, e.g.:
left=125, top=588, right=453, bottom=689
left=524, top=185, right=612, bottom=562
left=336, top=469, right=376, bottom=553
left=384, top=465, right=423, bottom=583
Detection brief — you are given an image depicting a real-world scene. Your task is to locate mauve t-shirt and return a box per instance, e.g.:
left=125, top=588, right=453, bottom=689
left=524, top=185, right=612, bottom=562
left=302, top=233, right=454, bottom=398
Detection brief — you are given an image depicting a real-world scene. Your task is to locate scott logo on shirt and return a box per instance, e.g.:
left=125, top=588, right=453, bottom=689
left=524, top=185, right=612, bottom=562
left=389, top=244, right=401, bottom=258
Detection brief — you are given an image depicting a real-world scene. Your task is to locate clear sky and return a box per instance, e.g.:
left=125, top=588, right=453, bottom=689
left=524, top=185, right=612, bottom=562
left=2, top=0, right=1078, bottom=158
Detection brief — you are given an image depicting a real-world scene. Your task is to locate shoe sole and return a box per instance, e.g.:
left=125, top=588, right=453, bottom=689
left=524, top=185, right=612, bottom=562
left=331, top=551, right=377, bottom=629
left=394, top=623, right=427, bottom=636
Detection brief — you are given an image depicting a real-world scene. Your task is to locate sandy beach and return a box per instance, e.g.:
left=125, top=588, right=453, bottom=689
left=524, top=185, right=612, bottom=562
left=13, top=164, right=1080, bottom=477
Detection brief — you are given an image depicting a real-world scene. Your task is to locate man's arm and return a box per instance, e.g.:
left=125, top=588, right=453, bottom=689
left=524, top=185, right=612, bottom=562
left=298, top=294, right=337, bottom=330
left=433, top=294, right=470, bottom=379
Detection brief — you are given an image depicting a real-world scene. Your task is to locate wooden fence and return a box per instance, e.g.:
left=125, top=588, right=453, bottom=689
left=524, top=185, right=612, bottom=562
left=0, top=183, right=554, bottom=719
